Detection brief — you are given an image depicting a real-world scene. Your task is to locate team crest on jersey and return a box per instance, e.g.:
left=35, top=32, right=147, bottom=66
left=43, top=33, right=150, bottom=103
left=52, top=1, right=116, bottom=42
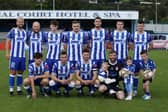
left=58, top=69, right=61, bottom=74
left=45, top=64, right=49, bottom=69
left=115, top=67, right=119, bottom=71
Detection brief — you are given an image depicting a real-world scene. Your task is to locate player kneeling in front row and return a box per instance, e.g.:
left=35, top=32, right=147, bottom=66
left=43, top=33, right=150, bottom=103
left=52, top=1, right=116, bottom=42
left=23, top=53, right=50, bottom=99
left=49, top=51, right=75, bottom=96
left=119, top=56, right=135, bottom=100
left=75, top=48, right=97, bottom=96
left=97, top=61, right=124, bottom=100
left=140, top=50, right=156, bottom=100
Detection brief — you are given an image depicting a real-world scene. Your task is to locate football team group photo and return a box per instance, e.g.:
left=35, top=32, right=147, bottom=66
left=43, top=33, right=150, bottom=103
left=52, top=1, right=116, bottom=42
left=6, top=16, right=156, bottom=101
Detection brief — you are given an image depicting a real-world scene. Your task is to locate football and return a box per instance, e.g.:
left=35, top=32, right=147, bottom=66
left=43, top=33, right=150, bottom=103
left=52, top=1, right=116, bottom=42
left=143, top=70, right=153, bottom=79
left=119, top=68, right=130, bottom=77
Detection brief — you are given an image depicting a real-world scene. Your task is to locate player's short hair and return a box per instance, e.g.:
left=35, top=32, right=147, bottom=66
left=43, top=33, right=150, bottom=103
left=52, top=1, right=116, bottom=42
left=60, top=50, right=67, bottom=56
left=34, top=52, right=43, bottom=59
left=82, top=48, right=90, bottom=53
left=94, top=16, right=102, bottom=20
left=140, top=50, right=148, bottom=55
left=72, top=20, right=80, bottom=24
left=109, top=50, right=117, bottom=55
left=116, top=20, right=124, bottom=24
left=125, top=56, right=132, bottom=61
left=138, top=20, right=144, bottom=24
left=50, top=20, right=59, bottom=26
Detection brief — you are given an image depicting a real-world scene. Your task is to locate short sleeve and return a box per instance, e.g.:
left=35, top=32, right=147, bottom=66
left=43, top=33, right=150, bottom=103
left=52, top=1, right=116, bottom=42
left=63, top=32, right=69, bottom=43
left=105, top=30, right=110, bottom=41
left=127, top=32, right=131, bottom=42
left=69, top=62, right=76, bottom=74
left=76, top=62, right=81, bottom=71
left=139, top=61, right=144, bottom=70
left=28, top=65, right=34, bottom=77
left=44, top=62, right=49, bottom=72
left=150, top=60, right=156, bottom=70
left=130, top=33, right=134, bottom=43
left=147, top=33, right=152, bottom=42
left=51, top=63, right=57, bottom=75
left=110, top=32, right=114, bottom=42
left=92, top=61, right=98, bottom=71
left=42, top=32, right=48, bottom=43
left=83, top=31, right=89, bottom=45
left=7, top=29, right=14, bottom=39
left=87, top=31, right=92, bottom=41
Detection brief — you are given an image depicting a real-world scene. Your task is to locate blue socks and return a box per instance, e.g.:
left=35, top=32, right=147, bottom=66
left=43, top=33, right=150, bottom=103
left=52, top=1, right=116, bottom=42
left=17, top=74, right=23, bottom=91
left=9, top=74, right=23, bottom=92
left=9, top=74, right=15, bottom=92
left=133, top=77, right=139, bottom=91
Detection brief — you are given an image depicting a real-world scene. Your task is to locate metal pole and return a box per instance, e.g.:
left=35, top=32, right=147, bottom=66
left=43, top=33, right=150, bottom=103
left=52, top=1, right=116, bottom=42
left=117, top=2, right=119, bottom=10
left=40, top=2, right=43, bottom=10
left=53, top=0, right=55, bottom=10
left=155, top=0, right=158, bottom=24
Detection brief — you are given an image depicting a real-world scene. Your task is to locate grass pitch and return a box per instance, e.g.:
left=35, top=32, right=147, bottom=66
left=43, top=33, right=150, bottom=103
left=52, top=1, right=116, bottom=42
left=0, top=50, right=168, bottom=112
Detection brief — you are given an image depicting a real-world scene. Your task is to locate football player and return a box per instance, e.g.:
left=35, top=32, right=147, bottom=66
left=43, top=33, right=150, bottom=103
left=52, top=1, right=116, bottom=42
left=111, top=20, right=131, bottom=64
left=75, top=48, right=97, bottom=96
left=88, top=17, right=109, bottom=68
left=49, top=50, right=75, bottom=96
left=140, top=50, right=156, bottom=100
left=6, top=17, right=27, bottom=96
left=23, top=52, right=50, bottom=99
left=130, top=20, right=153, bottom=96
left=98, top=51, right=125, bottom=100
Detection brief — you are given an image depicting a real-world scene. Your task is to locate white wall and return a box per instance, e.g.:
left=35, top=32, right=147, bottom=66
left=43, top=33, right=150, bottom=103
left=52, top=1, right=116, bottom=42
left=144, top=24, right=168, bottom=33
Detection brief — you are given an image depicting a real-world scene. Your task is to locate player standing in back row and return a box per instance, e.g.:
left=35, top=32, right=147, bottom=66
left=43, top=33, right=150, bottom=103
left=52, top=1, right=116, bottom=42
left=64, top=20, right=88, bottom=69
left=6, top=17, right=27, bottom=96
left=89, top=17, right=109, bottom=68
left=130, top=20, right=153, bottom=96
left=111, top=20, right=131, bottom=64
left=27, top=21, right=46, bottom=64
left=46, top=20, right=64, bottom=74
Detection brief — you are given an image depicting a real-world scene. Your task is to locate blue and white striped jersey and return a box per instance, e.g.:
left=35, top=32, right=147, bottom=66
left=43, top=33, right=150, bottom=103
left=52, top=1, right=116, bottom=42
left=7, top=28, right=27, bottom=58
left=77, top=60, right=97, bottom=80
left=52, top=61, right=74, bottom=80
left=64, top=31, right=88, bottom=61
left=123, top=64, right=135, bottom=84
left=139, top=59, right=156, bottom=71
left=27, top=31, right=46, bottom=61
left=46, top=31, right=64, bottom=60
left=89, top=28, right=109, bottom=60
left=28, top=61, right=49, bottom=77
left=131, top=31, right=151, bottom=61
left=111, top=30, right=130, bottom=60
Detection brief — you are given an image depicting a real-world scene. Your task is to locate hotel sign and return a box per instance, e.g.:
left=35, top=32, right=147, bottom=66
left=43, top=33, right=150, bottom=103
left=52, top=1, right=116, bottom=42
left=0, top=10, right=138, bottom=20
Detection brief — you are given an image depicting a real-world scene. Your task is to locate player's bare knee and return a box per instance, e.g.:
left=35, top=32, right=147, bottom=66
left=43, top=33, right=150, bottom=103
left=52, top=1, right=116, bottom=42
left=75, top=80, right=81, bottom=86
left=10, top=70, right=16, bottom=75
left=23, top=78, right=30, bottom=85
left=116, top=91, right=125, bottom=100
left=17, top=71, right=24, bottom=74
left=41, top=78, right=49, bottom=86
left=99, top=85, right=107, bottom=93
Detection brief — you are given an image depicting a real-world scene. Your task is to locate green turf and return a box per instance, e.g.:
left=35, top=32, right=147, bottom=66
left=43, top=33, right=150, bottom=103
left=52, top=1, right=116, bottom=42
left=0, top=50, right=168, bottom=112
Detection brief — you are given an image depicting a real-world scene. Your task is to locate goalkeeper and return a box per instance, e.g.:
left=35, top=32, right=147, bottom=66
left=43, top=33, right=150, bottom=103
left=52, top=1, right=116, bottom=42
left=97, top=51, right=124, bottom=100
left=139, top=50, right=156, bottom=100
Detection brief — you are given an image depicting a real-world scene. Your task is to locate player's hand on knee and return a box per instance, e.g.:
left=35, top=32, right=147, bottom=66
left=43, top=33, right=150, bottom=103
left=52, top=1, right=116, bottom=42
left=33, top=76, right=38, bottom=80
